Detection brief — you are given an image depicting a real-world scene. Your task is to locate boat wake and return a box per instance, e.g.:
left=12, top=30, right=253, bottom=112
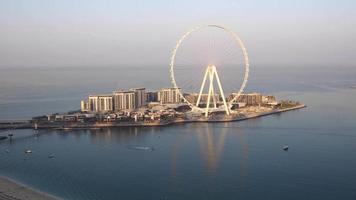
left=127, top=145, right=155, bottom=151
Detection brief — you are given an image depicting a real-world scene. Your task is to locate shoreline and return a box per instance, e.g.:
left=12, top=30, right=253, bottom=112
left=0, top=175, right=59, bottom=200
left=0, top=104, right=306, bottom=130
left=43, top=104, right=307, bottom=129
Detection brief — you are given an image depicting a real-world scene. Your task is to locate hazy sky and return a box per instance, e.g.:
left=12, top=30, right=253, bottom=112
left=0, top=0, right=355, bottom=68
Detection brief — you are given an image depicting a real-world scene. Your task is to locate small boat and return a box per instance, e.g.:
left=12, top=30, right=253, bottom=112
left=48, top=153, right=55, bottom=158
left=5, top=149, right=10, bottom=153
left=283, top=145, right=289, bottom=151
left=25, top=149, right=32, bottom=154
left=136, top=146, right=154, bottom=151
left=127, top=145, right=155, bottom=151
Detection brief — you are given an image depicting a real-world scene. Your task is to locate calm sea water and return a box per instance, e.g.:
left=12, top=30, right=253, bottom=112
left=0, top=66, right=356, bottom=199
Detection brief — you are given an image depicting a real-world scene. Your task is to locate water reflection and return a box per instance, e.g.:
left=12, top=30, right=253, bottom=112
left=171, top=134, right=183, bottom=179
left=1, top=123, right=251, bottom=199
left=235, top=125, right=249, bottom=177
left=83, top=127, right=163, bottom=143
left=197, top=123, right=227, bottom=174
left=170, top=123, right=249, bottom=178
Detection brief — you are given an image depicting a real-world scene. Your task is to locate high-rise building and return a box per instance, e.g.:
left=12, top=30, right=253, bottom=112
left=88, top=95, right=113, bottom=112
left=113, top=91, right=136, bottom=110
left=130, top=88, right=146, bottom=108
left=98, top=95, right=113, bottom=112
left=80, top=100, right=89, bottom=112
left=88, top=96, right=99, bottom=112
left=158, top=88, right=182, bottom=104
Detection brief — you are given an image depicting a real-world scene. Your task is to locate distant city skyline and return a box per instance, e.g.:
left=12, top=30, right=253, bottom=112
left=0, top=0, right=355, bottom=68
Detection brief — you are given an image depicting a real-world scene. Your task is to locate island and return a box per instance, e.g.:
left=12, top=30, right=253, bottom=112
left=0, top=87, right=304, bottom=130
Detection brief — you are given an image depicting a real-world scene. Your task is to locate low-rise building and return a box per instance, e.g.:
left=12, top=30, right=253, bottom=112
left=229, top=92, right=263, bottom=106
left=262, top=95, right=278, bottom=106
left=183, top=93, right=198, bottom=104
left=183, top=93, right=220, bottom=104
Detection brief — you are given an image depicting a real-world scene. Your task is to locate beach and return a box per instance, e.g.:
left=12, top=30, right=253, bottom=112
left=0, top=176, right=58, bottom=200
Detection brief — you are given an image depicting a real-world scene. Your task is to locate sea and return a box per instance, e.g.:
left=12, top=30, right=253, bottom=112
left=0, top=65, right=356, bottom=200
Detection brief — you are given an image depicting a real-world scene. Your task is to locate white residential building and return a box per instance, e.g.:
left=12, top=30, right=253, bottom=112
left=113, top=91, right=136, bottom=110
left=130, top=88, right=146, bottom=108
left=88, top=94, right=113, bottom=112
left=158, top=88, right=182, bottom=104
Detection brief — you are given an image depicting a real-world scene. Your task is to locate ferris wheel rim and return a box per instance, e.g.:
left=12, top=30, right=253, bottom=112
left=169, top=24, right=250, bottom=111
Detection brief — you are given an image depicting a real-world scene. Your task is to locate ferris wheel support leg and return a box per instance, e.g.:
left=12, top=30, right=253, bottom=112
left=205, top=69, right=214, bottom=117
left=208, top=71, right=217, bottom=109
left=196, top=68, right=209, bottom=107
left=210, top=69, right=217, bottom=108
left=211, top=85, right=217, bottom=108
left=213, top=67, right=230, bottom=115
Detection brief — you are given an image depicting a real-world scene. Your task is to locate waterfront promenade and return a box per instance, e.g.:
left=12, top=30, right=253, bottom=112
left=0, top=176, right=58, bottom=200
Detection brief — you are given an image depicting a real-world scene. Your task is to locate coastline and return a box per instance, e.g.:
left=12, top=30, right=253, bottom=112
left=0, top=104, right=306, bottom=130
left=0, top=175, right=59, bottom=200
left=42, top=104, right=307, bottom=129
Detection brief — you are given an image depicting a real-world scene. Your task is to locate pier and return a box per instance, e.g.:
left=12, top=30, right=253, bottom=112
left=0, top=119, right=32, bottom=130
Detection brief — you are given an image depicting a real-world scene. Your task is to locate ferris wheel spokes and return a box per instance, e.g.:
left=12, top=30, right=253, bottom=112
left=170, top=24, right=250, bottom=117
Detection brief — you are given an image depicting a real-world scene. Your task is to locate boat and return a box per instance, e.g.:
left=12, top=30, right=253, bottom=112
left=283, top=145, right=289, bottom=151
left=5, top=149, right=10, bottom=153
left=25, top=149, right=32, bottom=154
left=127, top=146, right=155, bottom=151
left=48, top=153, right=55, bottom=158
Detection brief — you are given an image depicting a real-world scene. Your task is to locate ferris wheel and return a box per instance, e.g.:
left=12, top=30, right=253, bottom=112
left=169, top=24, right=250, bottom=116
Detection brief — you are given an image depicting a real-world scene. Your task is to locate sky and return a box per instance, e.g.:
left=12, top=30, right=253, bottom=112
left=0, top=0, right=355, bottom=68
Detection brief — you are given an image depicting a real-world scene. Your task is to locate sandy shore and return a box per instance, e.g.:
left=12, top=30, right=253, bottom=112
left=0, top=175, right=59, bottom=200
